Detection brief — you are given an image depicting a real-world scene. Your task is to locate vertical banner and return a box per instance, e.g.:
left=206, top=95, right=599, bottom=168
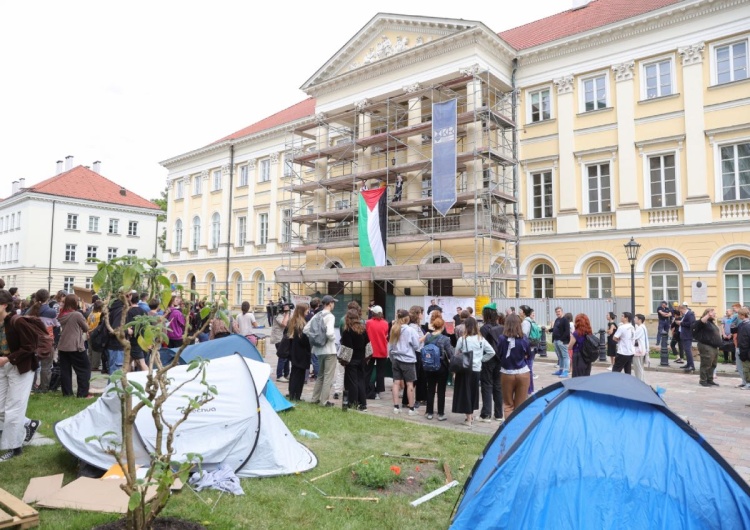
left=358, top=187, right=387, bottom=267
left=432, top=99, right=457, bottom=217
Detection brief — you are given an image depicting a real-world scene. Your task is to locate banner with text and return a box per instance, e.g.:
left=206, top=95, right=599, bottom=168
left=431, top=99, right=457, bottom=217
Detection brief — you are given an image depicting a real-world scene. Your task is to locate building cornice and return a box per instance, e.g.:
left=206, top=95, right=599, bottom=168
left=11, top=192, right=161, bottom=217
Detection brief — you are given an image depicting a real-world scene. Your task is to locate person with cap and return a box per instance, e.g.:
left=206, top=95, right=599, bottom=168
left=656, top=300, right=672, bottom=349
left=304, top=295, right=338, bottom=406
left=679, top=304, right=696, bottom=373
left=478, top=303, right=503, bottom=423
left=613, top=312, right=635, bottom=374
left=365, top=305, right=388, bottom=399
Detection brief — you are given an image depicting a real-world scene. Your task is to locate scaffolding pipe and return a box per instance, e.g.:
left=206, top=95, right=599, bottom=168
left=512, top=58, right=520, bottom=298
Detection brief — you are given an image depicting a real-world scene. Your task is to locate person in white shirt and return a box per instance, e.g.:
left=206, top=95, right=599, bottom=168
left=613, top=312, right=635, bottom=375
left=632, top=314, right=650, bottom=382
left=233, top=301, right=257, bottom=338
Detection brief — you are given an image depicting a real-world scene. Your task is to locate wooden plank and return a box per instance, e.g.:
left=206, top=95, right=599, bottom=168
left=0, top=489, right=37, bottom=519
left=0, top=508, right=13, bottom=524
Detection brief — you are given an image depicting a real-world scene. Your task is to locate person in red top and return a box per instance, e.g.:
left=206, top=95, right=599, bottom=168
left=365, top=306, right=389, bottom=400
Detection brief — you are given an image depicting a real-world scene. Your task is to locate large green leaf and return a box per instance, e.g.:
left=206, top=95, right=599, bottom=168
left=92, top=267, right=109, bottom=293
left=122, top=267, right=136, bottom=292
left=128, top=491, right=142, bottom=512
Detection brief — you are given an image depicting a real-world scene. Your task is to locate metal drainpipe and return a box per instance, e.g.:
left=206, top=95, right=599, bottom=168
left=47, top=200, right=56, bottom=292
left=225, top=144, right=235, bottom=295
left=511, top=58, right=520, bottom=298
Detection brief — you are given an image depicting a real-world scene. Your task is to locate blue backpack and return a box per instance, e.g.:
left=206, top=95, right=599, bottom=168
left=421, top=334, right=442, bottom=372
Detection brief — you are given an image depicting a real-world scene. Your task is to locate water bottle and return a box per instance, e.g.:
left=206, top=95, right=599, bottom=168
left=342, top=390, right=349, bottom=412
left=298, top=429, right=319, bottom=439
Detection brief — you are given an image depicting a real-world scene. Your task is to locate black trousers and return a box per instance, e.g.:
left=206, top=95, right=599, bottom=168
left=344, top=361, right=367, bottom=407
left=288, top=366, right=306, bottom=400
left=612, top=353, right=632, bottom=375
left=425, top=367, right=449, bottom=416
left=366, top=357, right=387, bottom=394
left=58, top=350, right=91, bottom=397
left=670, top=334, right=683, bottom=359
left=480, top=357, right=503, bottom=419
left=572, top=351, right=592, bottom=378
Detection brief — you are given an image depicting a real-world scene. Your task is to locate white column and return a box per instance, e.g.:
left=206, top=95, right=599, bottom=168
left=355, top=99, right=372, bottom=174
left=553, top=75, right=579, bottom=233
left=181, top=177, right=190, bottom=252
left=165, top=178, right=174, bottom=256
left=220, top=164, right=231, bottom=255
left=200, top=170, right=209, bottom=255
left=404, top=88, right=423, bottom=200
left=679, top=43, right=711, bottom=224
left=268, top=152, right=279, bottom=253
left=611, top=61, right=641, bottom=229
left=313, top=114, right=329, bottom=212
left=464, top=78, right=482, bottom=194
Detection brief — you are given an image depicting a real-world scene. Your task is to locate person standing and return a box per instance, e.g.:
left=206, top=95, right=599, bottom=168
left=671, top=302, right=684, bottom=363
left=340, top=308, right=370, bottom=411
left=0, top=290, right=39, bottom=462
left=613, top=312, right=635, bottom=374
left=569, top=313, right=594, bottom=378
left=656, top=301, right=671, bottom=348
left=606, top=312, right=618, bottom=371
left=736, top=308, right=750, bottom=390
left=306, top=297, right=321, bottom=381
left=26, top=289, right=59, bottom=392
left=287, top=304, right=311, bottom=401
left=694, top=308, right=723, bottom=387
left=496, top=314, right=531, bottom=419
left=422, top=314, right=453, bottom=421
left=519, top=306, right=539, bottom=391
left=478, top=303, right=502, bottom=422
left=551, top=307, right=570, bottom=377
left=165, top=296, right=186, bottom=349
left=305, top=295, right=337, bottom=407
left=388, top=308, right=420, bottom=416
left=365, top=306, right=388, bottom=399
left=105, top=296, right=126, bottom=374
left=233, top=302, right=258, bottom=339
left=270, top=303, right=291, bottom=382
left=57, top=294, right=91, bottom=396
left=720, top=308, right=737, bottom=364
left=405, top=306, right=426, bottom=408
left=87, top=300, right=104, bottom=372
left=126, top=293, right=149, bottom=371
left=427, top=299, right=442, bottom=315
left=679, top=304, right=696, bottom=373
left=632, top=314, right=650, bottom=382
left=452, top=307, right=462, bottom=328
left=452, top=317, right=494, bottom=427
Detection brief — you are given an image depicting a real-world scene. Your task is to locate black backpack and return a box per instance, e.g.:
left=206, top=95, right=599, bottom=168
left=582, top=334, right=600, bottom=363
left=89, top=319, right=110, bottom=352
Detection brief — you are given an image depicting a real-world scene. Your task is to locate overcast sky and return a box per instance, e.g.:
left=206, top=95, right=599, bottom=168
left=1, top=0, right=567, bottom=202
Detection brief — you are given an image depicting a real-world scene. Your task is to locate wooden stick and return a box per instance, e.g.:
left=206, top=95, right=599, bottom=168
left=326, top=496, right=379, bottom=502
left=309, top=455, right=374, bottom=483
left=443, top=462, right=453, bottom=484
left=382, top=453, right=439, bottom=462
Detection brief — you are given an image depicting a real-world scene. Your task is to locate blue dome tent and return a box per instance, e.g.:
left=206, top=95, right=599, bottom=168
left=159, top=334, right=292, bottom=412
left=452, top=373, right=750, bottom=529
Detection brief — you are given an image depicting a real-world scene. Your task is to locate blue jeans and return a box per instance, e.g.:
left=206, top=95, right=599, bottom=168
left=554, top=340, right=569, bottom=371
left=311, top=354, right=319, bottom=377
left=276, top=358, right=289, bottom=379
left=656, top=320, right=670, bottom=344
left=107, top=349, right=124, bottom=374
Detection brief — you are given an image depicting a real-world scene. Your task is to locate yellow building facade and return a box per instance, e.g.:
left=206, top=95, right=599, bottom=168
left=161, top=0, right=750, bottom=319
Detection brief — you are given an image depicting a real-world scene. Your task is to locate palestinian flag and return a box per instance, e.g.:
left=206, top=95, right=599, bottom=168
left=358, top=187, right=387, bottom=267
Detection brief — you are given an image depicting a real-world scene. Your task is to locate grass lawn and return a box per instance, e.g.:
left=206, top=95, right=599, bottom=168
left=3, top=393, right=490, bottom=530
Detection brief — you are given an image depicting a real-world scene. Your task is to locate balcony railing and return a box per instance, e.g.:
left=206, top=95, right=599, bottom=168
left=526, top=218, right=556, bottom=234
left=583, top=212, right=614, bottom=230
left=720, top=201, right=750, bottom=220
left=647, top=207, right=680, bottom=225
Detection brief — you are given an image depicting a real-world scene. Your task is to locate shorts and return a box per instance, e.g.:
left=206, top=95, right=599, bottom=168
left=391, top=359, right=417, bottom=383
left=131, top=349, right=145, bottom=360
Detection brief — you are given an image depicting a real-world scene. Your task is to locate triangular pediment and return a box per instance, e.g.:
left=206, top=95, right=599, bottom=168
left=301, top=13, right=480, bottom=90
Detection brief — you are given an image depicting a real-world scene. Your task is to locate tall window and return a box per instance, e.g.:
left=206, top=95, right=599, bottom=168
left=174, top=219, right=183, bottom=252
left=207, top=274, right=216, bottom=300
left=725, top=256, right=750, bottom=307
left=237, top=216, right=247, bottom=246
left=63, top=277, right=75, bottom=293
left=239, top=165, right=248, bottom=186
left=65, top=244, right=77, bottom=262
left=175, top=179, right=184, bottom=199
left=108, top=247, right=117, bottom=259
left=85, top=277, right=93, bottom=289
left=15, top=212, right=20, bottom=229
left=720, top=142, right=750, bottom=201
left=531, top=171, right=553, bottom=219
left=587, top=262, right=613, bottom=299
left=210, top=213, right=220, bottom=249
left=532, top=263, right=554, bottom=298
left=87, top=246, right=97, bottom=261
left=716, top=41, right=748, bottom=84
left=10, top=213, right=14, bottom=229
left=88, top=216, right=99, bottom=232
left=529, top=88, right=551, bottom=123
left=283, top=153, right=294, bottom=177
left=67, top=214, right=78, bottom=230
left=258, top=213, right=269, bottom=245
left=650, top=259, right=679, bottom=313
left=212, top=169, right=222, bottom=191
left=193, top=175, right=202, bottom=195
left=128, top=221, right=138, bottom=236
left=260, top=159, right=271, bottom=182
left=13, top=243, right=18, bottom=262
left=281, top=209, right=292, bottom=243
left=648, top=154, right=677, bottom=207
left=109, top=218, right=119, bottom=234
left=255, top=272, right=266, bottom=306
left=643, top=59, right=672, bottom=99
left=587, top=163, right=611, bottom=213
left=191, top=216, right=201, bottom=251
left=582, top=74, right=607, bottom=111
left=234, top=274, right=243, bottom=306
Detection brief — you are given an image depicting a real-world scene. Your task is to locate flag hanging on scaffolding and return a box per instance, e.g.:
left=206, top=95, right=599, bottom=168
left=432, top=98, right=457, bottom=217
left=358, top=187, right=387, bottom=267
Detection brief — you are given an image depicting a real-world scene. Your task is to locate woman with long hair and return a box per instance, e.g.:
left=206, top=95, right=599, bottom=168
left=287, top=303, right=311, bottom=401
left=478, top=304, right=502, bottom=422
left=452, top=317, right=494, bottom=427
left=519, top=305, right=539, bottom=395
left=389, top=308, right=420, bottom=414
left=340, top=308, right=370, bottom=411
left=497, top=314, right=531, bottom=419
left=27, top=289, right=59, bottom=392
left=406, top=305, right=426, bottom=407
left=606, top=311, right=618, bottom=370
left=57, top=294, right=91, bottom=397
left=423, top=314, right=454, bottom=421
left=568, top=313, right=594, bottom=378
left=165, top=296, right=186, bottom=348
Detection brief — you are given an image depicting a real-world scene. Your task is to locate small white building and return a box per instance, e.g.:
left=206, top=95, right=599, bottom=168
left=0, top=158, right=161, bottom=297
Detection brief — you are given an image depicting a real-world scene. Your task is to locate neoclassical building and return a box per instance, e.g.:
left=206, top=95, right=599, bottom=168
left=161, top=0, right=750, bottom=316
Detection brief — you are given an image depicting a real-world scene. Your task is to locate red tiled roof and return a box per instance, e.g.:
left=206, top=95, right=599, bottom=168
left=25, top=165, right=161, bottom=210
left=499, top=0, right=684, bottom=50
left=212, top=97, right=316, bottom=144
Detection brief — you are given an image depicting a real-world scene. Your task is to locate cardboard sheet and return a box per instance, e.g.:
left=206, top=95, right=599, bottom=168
left=36, top=477, right=156, bottom=514
left=22, top=474, right=64, bottom=504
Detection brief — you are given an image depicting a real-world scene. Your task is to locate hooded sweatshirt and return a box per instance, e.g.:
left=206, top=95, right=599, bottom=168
left=57, top=311, right=89, bottom=352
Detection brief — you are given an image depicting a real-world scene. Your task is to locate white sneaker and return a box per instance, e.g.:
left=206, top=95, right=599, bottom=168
left=393, top=406, right=401, bottom=414
left=407, top=408, right=417, bottom=416
left=533, top=374, right=539, bottom=380
left=374, top=393, right=381, bottom=400
left=607, top=366, right=613, bottom=371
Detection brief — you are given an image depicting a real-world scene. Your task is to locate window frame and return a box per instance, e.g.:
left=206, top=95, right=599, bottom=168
left=128, top=220, right=138, bottom=236
left=175, top=179, right=184, bottom=199
left=649, top=258, right=680, bottom=313
left=578, top=71, right=609, bottom=113
left=63, top=276, right=75, bottom=293
left=259, top=159, right=271, bottom=183
left=281, top=209, right=292, bottom=244
left=527, top=86, right=552, bottom=124
left=210, top=212, right=221, bottom=249
left=86, top=245, right=98, bottom=261
left=710, top=35, right=749, bottom=86
left=587, top=262, right=613, bottom=299
left=191, top=216, right=201, bottom=251
left=640, top=55, right=675, bottom=100
left=283, top=153, right=294, bottom=178
left=532, top=263, right=554, bottom=298
left=238, top=165, right=249, bottom=187
left=644, top=151, right=680, bottom=209
left=236, top=216, right=247, bottom=247
left=174, top=219, right=183, bottom=252
left=107, top=247, right=118, bottom=260
left=193, top=174, right=202, bottom=196
left=67, top=213, right=78, bottom=230
left=583, top=161, right=612, bottom=214
left=108, top=218, right=119, bottom=235
left=64, top=244, right=77, bottom=262
left=527, top=170, right=554, bottom=219
left=255, top=272, right=266, bottom=306
left=716, top=140, right=750, bottom=202
left=212, top=169, right=222, bottom=191
left=88, top=216, right=100, bottom=232
left=724, top=256, right=750, bottom=307
left=258, top=213, right=269, bottom=245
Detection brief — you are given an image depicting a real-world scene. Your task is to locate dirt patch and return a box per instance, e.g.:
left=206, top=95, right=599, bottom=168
left=373, top=461, right=444, bottom=496
left=94, top=517, right=207, bottom=530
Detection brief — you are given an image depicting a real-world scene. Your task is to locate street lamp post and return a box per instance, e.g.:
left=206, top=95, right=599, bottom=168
left=623, top=237, right=641, bottom=319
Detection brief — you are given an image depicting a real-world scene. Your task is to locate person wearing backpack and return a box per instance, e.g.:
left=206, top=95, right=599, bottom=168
left=520, top=305, right=541, bottom=390
left=497, top=314, right=531, bottom=420
left=57, top=294, right=91, bottom=397
left=303, top=295, right=337, bottom=407
left=568, top=313, right=594, bottom=378
left=478, top=303, right=503, bottom=423
left=421, top=313, right=454, bottom=421
left=26, top=289, right=59, bottom=393
left=452, top=317, right=494, bottom=427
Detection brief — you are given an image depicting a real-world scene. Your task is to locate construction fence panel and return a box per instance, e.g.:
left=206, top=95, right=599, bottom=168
left=493, top=298, right=629, bottom=332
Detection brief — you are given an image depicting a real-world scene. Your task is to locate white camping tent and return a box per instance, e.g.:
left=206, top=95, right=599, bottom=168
left=55, top=354, right=317, bottom=478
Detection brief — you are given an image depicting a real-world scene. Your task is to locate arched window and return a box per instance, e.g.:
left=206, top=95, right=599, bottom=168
left=587, top=261, right=613, bottom=299
left=650, top=258, right=679, bottom=313
left=429, top=256, right=453, bottom=296
left=532, top=263, right=554, bottom=298
left=188, top=274, right=197, bottom=301
left=191, top=216, right=201, bottom=251
left=725, top=256, right=750, bottom=307
left=174, top=219, right=183, bottom=252
left=255, top=272, right=266, bottom=306
left=206, top=273, right=216, bottom=300
left=210, top=213, right=220, bottom=250
left=233, top=272, right=243, bottom=306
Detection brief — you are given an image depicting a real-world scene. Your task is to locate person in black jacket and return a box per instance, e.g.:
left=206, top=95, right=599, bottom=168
left=478, top=303, right=503, bottom=422
left=106, top=298, right=126, bottom=374
left=422, top=313, right=454, bottom=421
left=340, top=308, right=370, bottom=411
left=286, top=304, right=311, bottom=401
left=679, top=304, right=696, bottom=372
left=736, top=307, right=750, bottom=389
left=551, top=307, right=570, bottom=377
left=694, top=308, right=723, bottom=387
